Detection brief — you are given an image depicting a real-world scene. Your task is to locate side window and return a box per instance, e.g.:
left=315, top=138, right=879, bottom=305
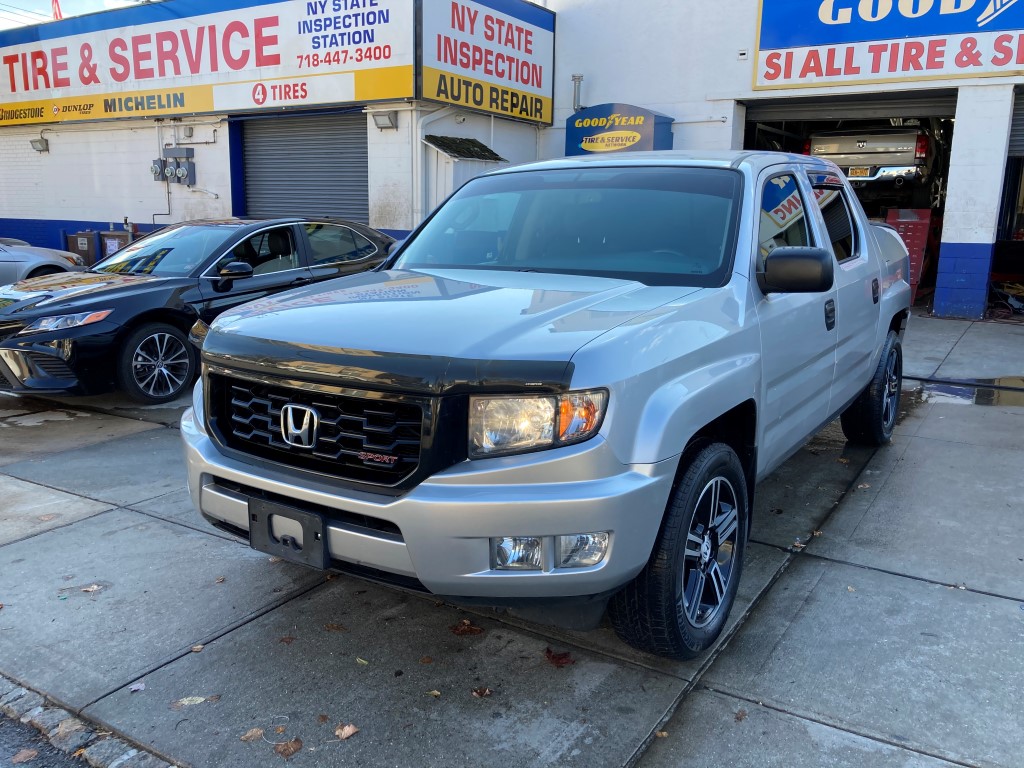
left=212, top=228, right=300, bottom=275
left=304, top=223, right=377, bottom=265
left=816, top=190, right=857, bottom=262
left=758, top=175, right=813, bottom=266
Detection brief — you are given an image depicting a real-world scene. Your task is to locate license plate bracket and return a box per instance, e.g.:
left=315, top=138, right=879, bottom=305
left=848, top=166, right=871, bottom=178
left=248, top=499, right=328, bottom=569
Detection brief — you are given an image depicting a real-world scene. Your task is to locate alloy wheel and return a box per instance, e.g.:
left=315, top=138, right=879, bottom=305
left=681, top=476, right=740, bottom=628
left=131, top=332, right=190, bottom=399
left=881, top=348, right=901, bottom=431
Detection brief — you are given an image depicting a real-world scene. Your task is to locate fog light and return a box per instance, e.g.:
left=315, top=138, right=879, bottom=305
left=557, top=533, right=610, bottom=569
left=491, top=537, right=543, bottom=570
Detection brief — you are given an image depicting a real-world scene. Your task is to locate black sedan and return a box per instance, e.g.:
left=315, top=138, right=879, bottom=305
left=0, top=218, right=393, bottom=404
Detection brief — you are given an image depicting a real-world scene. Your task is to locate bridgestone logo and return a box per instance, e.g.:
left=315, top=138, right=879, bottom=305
left=1, top=107, right=44, bottom=120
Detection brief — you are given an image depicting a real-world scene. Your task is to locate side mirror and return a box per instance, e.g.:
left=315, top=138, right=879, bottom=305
left=758, top=246, right=834, bottom=294
left=216, top=261, right=253, bottom=290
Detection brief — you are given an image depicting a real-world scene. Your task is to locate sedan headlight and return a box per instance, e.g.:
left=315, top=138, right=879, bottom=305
left=18, top=309, right=113, bottom=335
left=61, top=254, right=85, bottom=267
left=469, top=389, right=608, bottom=458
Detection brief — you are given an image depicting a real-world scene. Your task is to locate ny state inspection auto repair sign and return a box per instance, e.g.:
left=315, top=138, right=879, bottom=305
left=756, top=0, right=1024, bottom=89
left=0, top=0, right=414, bottom=127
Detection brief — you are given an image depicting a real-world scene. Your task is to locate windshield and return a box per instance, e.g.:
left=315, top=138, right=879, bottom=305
left=93, top=224, right=239, bottom=277
left=394, top=166, right=743, bottom=287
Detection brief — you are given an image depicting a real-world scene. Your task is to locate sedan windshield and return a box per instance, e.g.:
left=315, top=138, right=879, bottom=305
left=93, top=224, right=240, bottom=277
left=394, top=166, right=743, bottom=287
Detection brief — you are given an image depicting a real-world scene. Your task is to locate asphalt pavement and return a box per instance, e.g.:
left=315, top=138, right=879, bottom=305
left=0, top=311, right=1022, bottom=767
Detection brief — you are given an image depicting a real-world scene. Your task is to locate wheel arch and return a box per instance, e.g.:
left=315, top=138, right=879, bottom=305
left=114, top=307, right=199, bottom=345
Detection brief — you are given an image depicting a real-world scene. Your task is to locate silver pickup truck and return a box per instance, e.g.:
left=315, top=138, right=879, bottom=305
left=181, top=151, right=910, bottom=660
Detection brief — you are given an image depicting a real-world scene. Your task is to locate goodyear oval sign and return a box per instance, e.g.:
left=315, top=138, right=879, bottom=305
left=565, top=103, right=673, bottom=156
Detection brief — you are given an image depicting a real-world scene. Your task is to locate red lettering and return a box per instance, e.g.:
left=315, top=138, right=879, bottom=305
left=764, top=52, right=781, bottom=81
left=901, top=41, right=925, bottom=71
left=824, top=48, right=842, bottom=77
left=131, top=33, right=154, bottom=79
left=51, top=47, right=70, bottom=87
left=2, top=53, right=18, bottom=93
left=799, top=50, right=823, bottom=78
left=867, top=43, right=887, bottom=73
left=926, top=39, right=945, bottom=69
left=108, top=38, right=130, bottom=83
left=222, top=20, right=250, bottom=70
left=154, top=31, right=181, bottom=76
left=992, top=34, right=1012, bottom=66
left=29, top=50, right=49, bottom=89
left=843, top=46, right=860, bottom=75
left=254, top=16, right=280, bottom=66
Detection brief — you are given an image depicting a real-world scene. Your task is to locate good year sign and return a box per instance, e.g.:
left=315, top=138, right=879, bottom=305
left=755, top=0, right=1024, bottom=88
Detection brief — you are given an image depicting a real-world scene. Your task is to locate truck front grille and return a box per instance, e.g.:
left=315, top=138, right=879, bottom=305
left=209, top=373, right=425, bottom=487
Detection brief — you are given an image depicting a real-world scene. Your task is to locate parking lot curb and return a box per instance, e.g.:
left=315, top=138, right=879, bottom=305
left=0, top=674, right=180, bottom=768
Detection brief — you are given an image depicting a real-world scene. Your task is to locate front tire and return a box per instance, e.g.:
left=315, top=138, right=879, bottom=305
left=117, top=323, right=195, bottom=404
left=609, top=442, right=748, bottom=660
left=840, top=330, right=902, bottom=446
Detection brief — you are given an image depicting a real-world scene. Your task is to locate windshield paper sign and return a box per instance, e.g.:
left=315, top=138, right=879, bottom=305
left=565, top=103, right=673, bottom=156
left=0, top=0, right=414, bottom=126
left=756, top=0, right=1024, bottom=89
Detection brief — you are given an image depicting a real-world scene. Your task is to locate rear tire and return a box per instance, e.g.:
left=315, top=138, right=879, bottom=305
left=609, top=442, right=748, bottom=660
left=117, top=323, right=196, bottom=404
left=840, top=330, right=902, bottom=446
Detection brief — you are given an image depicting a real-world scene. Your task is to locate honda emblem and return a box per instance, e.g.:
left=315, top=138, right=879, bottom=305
left=280, top=404, right=319, bottom=449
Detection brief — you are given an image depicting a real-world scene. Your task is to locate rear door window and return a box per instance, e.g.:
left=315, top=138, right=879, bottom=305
left=816, top=190, right=857, bottom=262
left=305, top=223, right=378, bottom=265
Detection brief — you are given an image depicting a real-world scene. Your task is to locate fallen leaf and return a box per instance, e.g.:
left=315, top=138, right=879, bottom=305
left=274, top=738, right=302, bottom=759
left=792, top=541, right=806, bottom=550
left=81, top=584, right=103, bottom=593
left=426, top=690, right=441, bottom=698
left=471, top=687, right=493, bottom=698
left=191, top=644, right=204, bottom=653
left=37, top=514, right=57, bottom=522
left=275, top=726, right=287, bottom=735
left=317, top=715, right=329, bottom=724
left=171, top=696, right=207, bottom=709
left=655, top=731, right=668, bottom=738
left=419, top=656, right=433, bottom=664
left=324, top=623, right=347, bottom=632
left=811, top=529, right=823, bottom=537
left=847, top=586, right=857, bottom=593
left=215, top=576, right=226, bottom=584
left=72, top=748, right=86, bottom=758
left=335, top=723, right=359, bottom=740
left=129, top=682, right=145, bottom=693
left=268, top=556, right=283, bottom=564
left=355, top=657, right=369, bottom=666
left=735, top=708, right=748, bottom=722
left=837, top=457, right=850, bottom=464
left=170, top=695, right=218, bottom=710
left=544, top=647, right=576, bottom=668
left=11, top=748, right=38, bottom=764
left=857, top=483, right=871, bottom=489
left=450, top=619, right=484, bottom=636
left=279, top=636, right=296, bottom=645
left=240, top=727, right=263, bottom=743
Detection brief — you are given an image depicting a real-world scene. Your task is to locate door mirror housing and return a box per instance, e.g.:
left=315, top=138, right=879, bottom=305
left=216, top=261, right=253, bottom=290
left=758, top=246, right=834, bottom=294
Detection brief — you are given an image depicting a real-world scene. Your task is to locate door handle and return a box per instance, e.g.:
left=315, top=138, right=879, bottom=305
left=871, top=278, right=880, bottom=304
left=290, top=276, right=312, bottom=286
left=824, top=299, right=836, bottom=331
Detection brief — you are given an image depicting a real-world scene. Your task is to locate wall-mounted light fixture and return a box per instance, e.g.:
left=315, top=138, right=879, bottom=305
left=29, top=137, right=49, bottom=152
left=372, top=111, right=399, bottom=130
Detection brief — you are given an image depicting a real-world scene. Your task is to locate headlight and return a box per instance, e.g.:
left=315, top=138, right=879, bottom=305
left=61, top=254, right=85, bottom=267
left=18, top=309, right=113, bottom=335
left=469, top=389, right=608, bottom=459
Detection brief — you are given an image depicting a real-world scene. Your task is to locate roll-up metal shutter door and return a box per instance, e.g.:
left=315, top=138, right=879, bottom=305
left=1008, top=90, right=1024, bottom=156
left=243, top=114, right=369, bottom=222
left=744, top=92, right=958, bottom=122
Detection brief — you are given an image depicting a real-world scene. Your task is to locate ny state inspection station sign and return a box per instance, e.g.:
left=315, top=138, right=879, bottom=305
left=756, top=0, right=1024, bottom=89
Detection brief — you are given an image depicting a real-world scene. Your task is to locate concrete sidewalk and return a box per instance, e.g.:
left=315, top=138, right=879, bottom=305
left=1, top=313, right=1023, bottom=768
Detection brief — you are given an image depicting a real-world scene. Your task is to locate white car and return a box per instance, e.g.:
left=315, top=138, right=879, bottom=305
left=0, top=240, right=85, bottom=284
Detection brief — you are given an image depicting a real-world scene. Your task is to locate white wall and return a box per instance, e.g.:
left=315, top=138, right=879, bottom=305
left=0, top=117, right=232, bottom=229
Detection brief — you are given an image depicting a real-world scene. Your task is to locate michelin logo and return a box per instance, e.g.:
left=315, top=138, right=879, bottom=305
left=819, top=0, right=1017, bottom=27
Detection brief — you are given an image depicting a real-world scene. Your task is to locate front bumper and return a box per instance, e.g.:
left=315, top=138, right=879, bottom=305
left=181, top=406, right=676, bottom=600
left=0, top=321, right=119, bottom=395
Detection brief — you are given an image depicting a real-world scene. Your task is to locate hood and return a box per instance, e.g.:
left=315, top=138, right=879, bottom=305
left=0, top=270, right=179, bottom=315
left=1, top=245, right=78, bottom=263
left=204, top=269, right=699, bottom=394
